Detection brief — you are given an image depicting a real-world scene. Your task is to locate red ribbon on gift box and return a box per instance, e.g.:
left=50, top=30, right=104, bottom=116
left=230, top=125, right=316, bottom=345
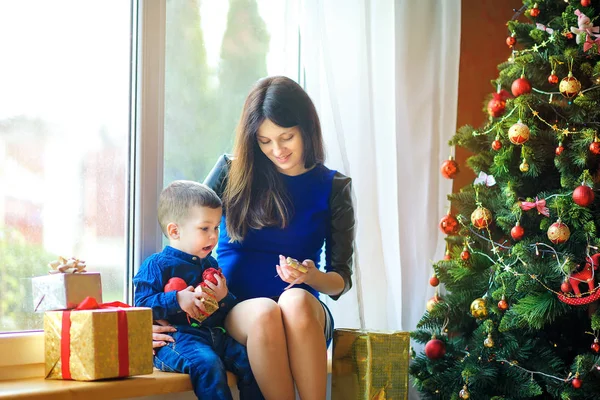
left=61, top=297, right=131, bottom=380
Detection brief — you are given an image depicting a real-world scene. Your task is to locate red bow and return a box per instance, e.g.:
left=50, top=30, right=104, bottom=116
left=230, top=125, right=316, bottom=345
left=61, top=297, right=130, bottom=380
left=584, top=35, right=600, bottom=53
left=520, top=197, right=550, bottom=217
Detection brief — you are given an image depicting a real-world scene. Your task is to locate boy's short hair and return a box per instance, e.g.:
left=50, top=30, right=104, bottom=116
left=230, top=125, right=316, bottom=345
left=158, top=180, right=222, bottom=237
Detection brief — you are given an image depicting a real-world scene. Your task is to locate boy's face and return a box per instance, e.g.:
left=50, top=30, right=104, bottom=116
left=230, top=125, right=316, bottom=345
left=168, top=206, right=222, bottom=258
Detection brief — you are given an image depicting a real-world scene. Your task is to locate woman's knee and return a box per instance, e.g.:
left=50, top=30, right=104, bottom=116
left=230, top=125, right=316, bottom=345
left=278, top=289, right=324, bottom=329
left=225, top=298, right=285, bottom=344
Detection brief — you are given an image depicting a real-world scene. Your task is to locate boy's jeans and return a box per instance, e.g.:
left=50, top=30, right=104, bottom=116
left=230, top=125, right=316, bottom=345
left=154, top=326, right=263, bottom=400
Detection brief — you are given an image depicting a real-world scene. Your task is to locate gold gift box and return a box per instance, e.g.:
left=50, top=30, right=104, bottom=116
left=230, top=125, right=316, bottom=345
left=44, top=307, right=153, bottom=381
left=32, top=272, right=102, bottom=312
left=331, top=328, right=410, bottom=400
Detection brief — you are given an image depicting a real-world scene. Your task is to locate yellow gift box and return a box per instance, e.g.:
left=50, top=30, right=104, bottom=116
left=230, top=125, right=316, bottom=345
left=331, top=328, right=410, bottom=400
left=44, top=303, right=153, bottom=381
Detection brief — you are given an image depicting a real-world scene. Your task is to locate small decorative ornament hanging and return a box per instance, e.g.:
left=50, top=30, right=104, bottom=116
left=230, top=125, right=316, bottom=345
left=519, top=159, right=530, bottom=172
left=572, top=184, right=595, bottom=207
left=492, top=138, right=502, bottom=151
left=590, top=135, right=600, bottom=155
left=483, top=333, right=495, bottom=348
left=460, top=246, right=471, bottom=261
left=547, top=219, right=570, bottom=244
left=430, top=274, right=440, bottom=287
left=440, top=157, right=459, bottom=179
left=424, top=336, right=446, bottom=359
left=443, top=249, right=452, bottom=260
left=560, top=279, right=571, bottom=293
left=529, top=3, right=540, bottom=17
left=470, top=297, right=488, bottom=319
left=439, top=212, right=459, bottom=235
left=506, top=34, right=516, bottom=48
left=498, top=295, right=509, bottom=311
left=559, top=72, right=582, bottom=98
left=511, top=74, right=532, bottom=97
left=572, top=374, right=582, bottom=389
left=582, top=0, right=591, bottom=6
left=555, top=142, right=564, bottom=155
left=508, top=120, right=530, bottom=144
left=511, top=222, right=525, bottom=241
left=426, top=294, right=443, bottom=312
left=459, top=385, right=470, bottom=399
left=487, top=90, right=510, bottom=118
left=548, top=70, right=559, bottom=85
left=591, top=338, right=600, bottom=353
left=471, top=206, right=492, bottom=229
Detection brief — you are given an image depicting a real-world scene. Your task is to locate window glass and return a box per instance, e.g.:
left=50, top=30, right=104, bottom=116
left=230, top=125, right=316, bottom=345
left=0, top=1, right=132, bottom=332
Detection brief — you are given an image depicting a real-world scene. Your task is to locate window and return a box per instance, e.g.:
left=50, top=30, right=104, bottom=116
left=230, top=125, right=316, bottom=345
left=0, top=1, right=132, bottom=332
left=163, top=0, right=299, bottom=184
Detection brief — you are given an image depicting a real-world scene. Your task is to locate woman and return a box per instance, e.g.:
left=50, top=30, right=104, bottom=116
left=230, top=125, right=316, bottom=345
left=153, top=76, right=355, bottom=400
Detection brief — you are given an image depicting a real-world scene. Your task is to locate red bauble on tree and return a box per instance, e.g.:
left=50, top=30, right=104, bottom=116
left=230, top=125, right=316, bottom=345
left=492, top=139, right=502, bottom=151
left=429, top=275, right=440, bottom=287
left=555, top=142, right=564, bottom=155
left=511, top=222, right=525, bottom=241
left=573, top=185, right=595, bottom=207
left=511, top=75, right=532, bottom=97
left=487, top=90, right=510, bottom=118
left=425, top=337, right=446, bottom=359
left=443, top=250, right=451, bottom=261
left=572, top=376, right=582, bottom=389
left=506, top=35, right=516, bottom=48
left=590, top=140, right=600, bottom=155
left=582, top=0, right=591, bottom=7
left=529, top=4, right=540, bottom=17
left=439, top=213, right=459, bottom=235
left=460, top=246, right=471, bottom=261
left=548, top=72, right=559, bottom=85
left=560, top=279, right=571, bottom=293
left=591, top=338, right=600, bottom=353
left=498, top=295, right=509, bottom=311
left=440, top=157, right=459, bottom=179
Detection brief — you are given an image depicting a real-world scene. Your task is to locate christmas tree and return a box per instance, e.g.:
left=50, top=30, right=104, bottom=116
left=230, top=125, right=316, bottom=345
left=410, top=1, right=600, bottom=398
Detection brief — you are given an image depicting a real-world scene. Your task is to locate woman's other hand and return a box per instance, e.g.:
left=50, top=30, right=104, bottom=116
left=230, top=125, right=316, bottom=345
left=152, top=319, right=176, bottom=350
left=276, top=255, right=319, bottom=289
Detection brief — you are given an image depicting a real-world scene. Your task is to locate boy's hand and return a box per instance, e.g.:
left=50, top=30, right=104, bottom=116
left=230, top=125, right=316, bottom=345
left=176, top=286, right=208, bottom=320
left=203, top=274, right=228, bottom=302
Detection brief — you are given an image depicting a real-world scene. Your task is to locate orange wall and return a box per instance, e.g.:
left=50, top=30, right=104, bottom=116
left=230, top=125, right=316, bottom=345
left=454, top=0, right=524, bottom=192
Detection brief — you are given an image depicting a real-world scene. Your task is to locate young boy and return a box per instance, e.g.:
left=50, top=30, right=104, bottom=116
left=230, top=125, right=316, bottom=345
left=133, top=180, right=263, bottom=400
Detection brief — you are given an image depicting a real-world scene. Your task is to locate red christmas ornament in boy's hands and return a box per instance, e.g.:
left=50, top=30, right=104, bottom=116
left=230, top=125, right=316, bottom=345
left=164, top=277, right=188, bottom=292
left=202, top=267, right=223, bottom=285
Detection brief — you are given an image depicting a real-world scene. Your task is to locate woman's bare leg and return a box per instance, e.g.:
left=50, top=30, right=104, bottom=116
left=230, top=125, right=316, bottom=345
left=225, top=298, right=295, bottom=400
left=278, top=289, right=327, bottom=400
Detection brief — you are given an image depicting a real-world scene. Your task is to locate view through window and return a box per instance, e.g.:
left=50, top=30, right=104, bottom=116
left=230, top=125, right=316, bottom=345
left=0, top=1, right=132, bottom=332
left=163, top=0, right=299, bottom=185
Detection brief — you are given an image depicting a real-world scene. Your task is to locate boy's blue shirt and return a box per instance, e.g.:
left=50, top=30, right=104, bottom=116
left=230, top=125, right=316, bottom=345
left=133, top=245, right=237, bottom=328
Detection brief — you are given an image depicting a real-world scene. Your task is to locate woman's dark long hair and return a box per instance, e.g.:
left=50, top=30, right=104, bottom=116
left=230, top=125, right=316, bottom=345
left=224, top=76, right=325, bottom=242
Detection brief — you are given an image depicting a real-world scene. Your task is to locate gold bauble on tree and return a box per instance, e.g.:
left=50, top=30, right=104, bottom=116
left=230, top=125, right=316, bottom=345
left=459, top=385, right=470, bottom=399
left=470, top=297, right=488, bottom=319
left=547, top=219, right=570, bottom=244
left=426, top=294, right=443, bottom=312
left=470, top=206, right=492, bottom=229
left=559, top=72, right=581, bottom=99
left=483, top=333, right=495, bottom=348
left=508, top=120, right=530, bottom=145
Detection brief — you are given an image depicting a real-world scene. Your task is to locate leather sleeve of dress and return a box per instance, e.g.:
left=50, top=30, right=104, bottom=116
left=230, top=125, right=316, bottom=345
left=203, top=154, right=232, bottom=199
left=326, top=172, right=355, bottom=300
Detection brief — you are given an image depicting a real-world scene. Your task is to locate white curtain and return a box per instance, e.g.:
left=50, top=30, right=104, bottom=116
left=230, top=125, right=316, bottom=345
left=300, top=1, right=461, bottom=393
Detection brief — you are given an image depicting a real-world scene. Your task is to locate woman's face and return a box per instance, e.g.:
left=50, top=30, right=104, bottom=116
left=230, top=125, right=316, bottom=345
left=257, top=118, right=306, bottom=176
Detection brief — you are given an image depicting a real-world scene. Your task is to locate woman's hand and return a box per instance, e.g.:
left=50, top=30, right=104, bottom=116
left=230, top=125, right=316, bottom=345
left=276, top=255, right=319, bottom=289
left=152, top=320, right=176, bottom=350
